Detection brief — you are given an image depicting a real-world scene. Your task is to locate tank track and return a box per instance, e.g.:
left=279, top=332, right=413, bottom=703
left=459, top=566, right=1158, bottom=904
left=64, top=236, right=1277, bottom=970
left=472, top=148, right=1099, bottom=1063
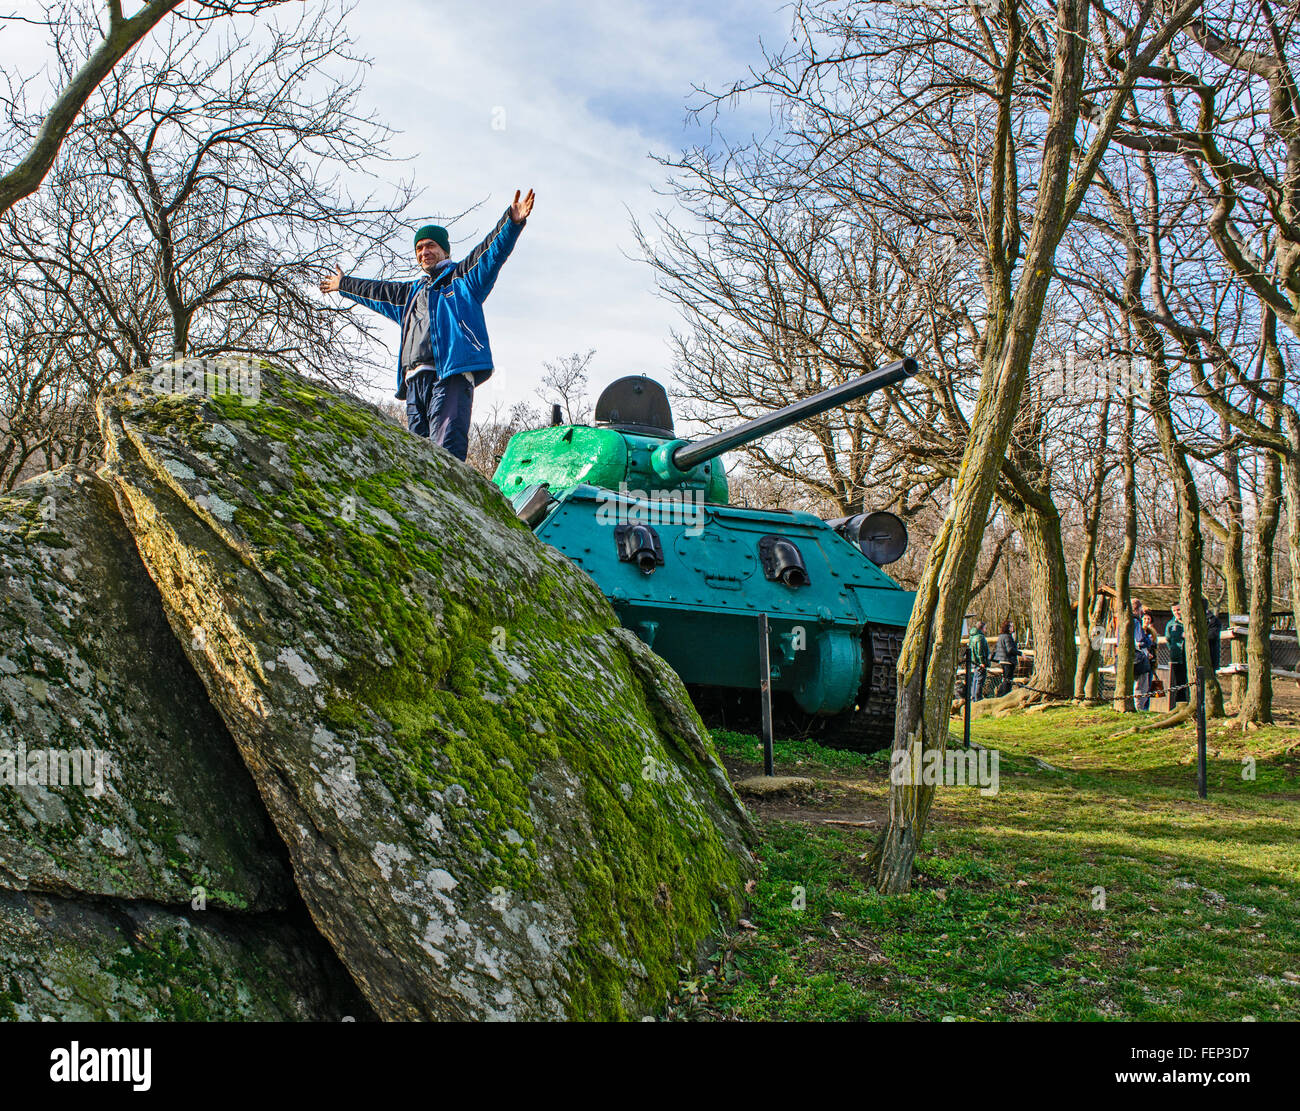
left=809, top=624, right=905, bottom=753
left=690, top=624, right=905, bottom=754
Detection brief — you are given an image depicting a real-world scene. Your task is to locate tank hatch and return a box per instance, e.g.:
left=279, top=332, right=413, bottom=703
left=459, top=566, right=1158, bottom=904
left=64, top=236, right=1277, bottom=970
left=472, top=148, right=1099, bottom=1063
left=594, top=376, right=674, bottom=437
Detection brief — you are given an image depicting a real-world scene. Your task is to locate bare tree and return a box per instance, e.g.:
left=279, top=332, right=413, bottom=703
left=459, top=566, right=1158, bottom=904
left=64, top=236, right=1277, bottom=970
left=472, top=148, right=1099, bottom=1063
left=0, top=269, right=107, bottom=487
left=1114, top=0, right=1300, bottom=682
left=537, top=349, right=595, bottom=425
left=0, top=1, right=296, bottom=217
left=0, top=1, right=416, bottom=482
left=677, top=0, right=1200, bottom=890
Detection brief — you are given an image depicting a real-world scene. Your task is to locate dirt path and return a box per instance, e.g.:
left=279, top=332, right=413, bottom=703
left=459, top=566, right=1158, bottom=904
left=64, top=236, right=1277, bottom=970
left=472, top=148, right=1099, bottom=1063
left=722, top=757, right=971, bottom=829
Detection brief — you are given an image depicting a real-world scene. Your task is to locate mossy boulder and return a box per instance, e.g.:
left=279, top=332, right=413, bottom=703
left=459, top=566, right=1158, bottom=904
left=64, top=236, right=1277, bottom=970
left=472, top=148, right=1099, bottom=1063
left=97, top=362, right=756, bottom=1020
left=0, top=467, right=290, bottom=910
left=0, top=466, right=366, bottom=1021
left=0, top=889, right=368, bottom=1021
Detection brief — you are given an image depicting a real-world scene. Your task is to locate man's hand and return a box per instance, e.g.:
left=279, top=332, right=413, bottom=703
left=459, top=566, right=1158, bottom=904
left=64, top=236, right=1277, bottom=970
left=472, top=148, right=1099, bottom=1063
left=510, top=189, right=535, bottom=224
left=319, top=264, right=343, bottom=294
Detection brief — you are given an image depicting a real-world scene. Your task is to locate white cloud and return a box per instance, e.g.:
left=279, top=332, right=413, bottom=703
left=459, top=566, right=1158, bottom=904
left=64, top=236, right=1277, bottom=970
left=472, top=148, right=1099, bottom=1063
left=1, top=0, right=790, bottom=425
left=328, top=0, right=787, bottom=415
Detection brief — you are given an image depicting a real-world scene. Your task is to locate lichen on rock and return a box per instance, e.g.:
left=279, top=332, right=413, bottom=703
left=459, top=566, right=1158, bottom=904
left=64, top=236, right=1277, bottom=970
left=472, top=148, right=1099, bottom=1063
left=97, top=362, right=756, bottom=1020
left=0, top=889, right=368, bottom=1021
left=0, top=467, right=291, bottom=910
left=0, top=466, right=368, bottom=1020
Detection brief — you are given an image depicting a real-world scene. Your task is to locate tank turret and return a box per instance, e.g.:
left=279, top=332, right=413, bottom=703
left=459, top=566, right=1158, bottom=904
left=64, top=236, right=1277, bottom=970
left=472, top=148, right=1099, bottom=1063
left=493, top=359, right=917, bottom=512
left=489, top=358, right=921, bottom=750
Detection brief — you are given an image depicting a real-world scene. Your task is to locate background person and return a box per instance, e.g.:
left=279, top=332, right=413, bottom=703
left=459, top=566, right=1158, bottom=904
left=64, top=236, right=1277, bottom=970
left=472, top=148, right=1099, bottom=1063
left=969, top=619, right=990, bottom=701
left=1143, top=611, right=1164, bottom=701
left=1133, top=600, right=1154, bottom=710
left=1165, top=603, right=1187, bottom=705
left=1205, top=602, right=1222, bottom=671
left=994, top=620, right=1020, bottom=697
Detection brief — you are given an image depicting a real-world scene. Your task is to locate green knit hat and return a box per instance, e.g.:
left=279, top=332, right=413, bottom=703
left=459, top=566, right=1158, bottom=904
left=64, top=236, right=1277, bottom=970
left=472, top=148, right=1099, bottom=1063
left=414, top=224, right=450, bottom=255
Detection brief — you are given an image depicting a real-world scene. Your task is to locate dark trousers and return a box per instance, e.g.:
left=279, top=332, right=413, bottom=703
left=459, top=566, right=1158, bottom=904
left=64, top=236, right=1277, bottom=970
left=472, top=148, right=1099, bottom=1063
left=1170, top=659, right=1188, bottom=704
left=1135, top=669, right=1151, bottom=710
left=406, top=371, right=473, bottom=461
left=971, top=666, right=987, bottom=702
left=996, top=663, right=1016, bottom=697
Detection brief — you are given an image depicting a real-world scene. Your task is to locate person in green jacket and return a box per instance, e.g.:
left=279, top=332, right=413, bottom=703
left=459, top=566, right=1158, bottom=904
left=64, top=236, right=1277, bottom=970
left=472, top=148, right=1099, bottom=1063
left=1165, top=603, right=1187, bottom=705
left=968, top=619, right=990, bottom=702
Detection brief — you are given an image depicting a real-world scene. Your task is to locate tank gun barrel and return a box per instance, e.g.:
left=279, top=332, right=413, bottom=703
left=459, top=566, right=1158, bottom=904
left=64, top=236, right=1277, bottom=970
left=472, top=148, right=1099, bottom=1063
left=670, top=358, right=918, bottom=473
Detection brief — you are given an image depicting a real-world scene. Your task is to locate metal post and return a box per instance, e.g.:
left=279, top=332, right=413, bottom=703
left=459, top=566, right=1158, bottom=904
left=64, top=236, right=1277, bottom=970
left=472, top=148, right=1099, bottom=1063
left=963, top=645, right=972, bottom=750
left=758, top=612, right=775, bottom=777
left=1196, top=666, right=1207, bottom=799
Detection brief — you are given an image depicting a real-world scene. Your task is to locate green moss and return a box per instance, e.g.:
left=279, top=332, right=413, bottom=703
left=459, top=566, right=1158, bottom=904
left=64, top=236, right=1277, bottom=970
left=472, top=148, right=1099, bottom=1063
left=105, top=928, right=223, bottom=1020
left=114, top=359, right=752, bottom=1019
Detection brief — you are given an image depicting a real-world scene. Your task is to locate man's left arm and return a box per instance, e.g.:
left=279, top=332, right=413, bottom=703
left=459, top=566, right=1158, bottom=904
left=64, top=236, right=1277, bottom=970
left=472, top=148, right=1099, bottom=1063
left=455, top=189, right=533, bottom=303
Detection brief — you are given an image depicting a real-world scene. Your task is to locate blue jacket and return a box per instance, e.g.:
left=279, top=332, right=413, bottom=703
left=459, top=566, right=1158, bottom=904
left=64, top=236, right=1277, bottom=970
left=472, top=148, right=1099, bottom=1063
left=339, top=207, right=524, bottom=399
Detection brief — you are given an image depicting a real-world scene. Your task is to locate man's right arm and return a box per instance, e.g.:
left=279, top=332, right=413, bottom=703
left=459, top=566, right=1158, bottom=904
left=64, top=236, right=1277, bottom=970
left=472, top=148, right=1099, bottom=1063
left=337, top=275, right=411, bottom=324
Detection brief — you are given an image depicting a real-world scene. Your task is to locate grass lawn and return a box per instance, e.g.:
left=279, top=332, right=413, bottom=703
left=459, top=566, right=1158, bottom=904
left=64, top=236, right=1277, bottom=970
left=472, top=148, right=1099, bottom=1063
left=675, top=705, right=1300, bottom=1021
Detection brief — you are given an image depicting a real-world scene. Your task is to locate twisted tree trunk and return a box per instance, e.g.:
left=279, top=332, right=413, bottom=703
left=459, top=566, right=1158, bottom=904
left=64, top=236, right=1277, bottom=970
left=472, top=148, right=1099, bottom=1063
left=1113, top=390, right=1138, bottom=712
left=1075, top=397, right=1111, bottom=699
left=869, top=0, right=1200, bottom=893
left=1241, top=443, right=1281, bottom=724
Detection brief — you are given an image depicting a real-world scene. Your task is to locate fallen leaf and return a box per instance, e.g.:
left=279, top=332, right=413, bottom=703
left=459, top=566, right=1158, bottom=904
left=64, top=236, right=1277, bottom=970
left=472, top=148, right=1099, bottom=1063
left=738, top=918, right=757, bottom=931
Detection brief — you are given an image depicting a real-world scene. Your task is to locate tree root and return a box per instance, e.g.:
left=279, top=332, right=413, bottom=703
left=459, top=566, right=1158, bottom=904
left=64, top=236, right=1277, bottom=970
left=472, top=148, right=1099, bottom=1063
left=951, top=686, right=1074, bottom=719
left=1108, top=702, right=1194, bottom=737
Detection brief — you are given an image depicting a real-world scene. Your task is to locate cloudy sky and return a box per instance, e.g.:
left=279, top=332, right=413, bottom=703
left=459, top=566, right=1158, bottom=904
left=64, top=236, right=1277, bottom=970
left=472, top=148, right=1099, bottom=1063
left=344, top=0, right=790, bottom=414
left=3, top=0, right=792, bottom=415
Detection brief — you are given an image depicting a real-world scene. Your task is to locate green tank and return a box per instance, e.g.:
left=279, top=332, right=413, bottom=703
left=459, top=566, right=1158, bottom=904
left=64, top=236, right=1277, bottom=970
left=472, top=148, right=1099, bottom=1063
left=491, top=359, right=919, bottom=749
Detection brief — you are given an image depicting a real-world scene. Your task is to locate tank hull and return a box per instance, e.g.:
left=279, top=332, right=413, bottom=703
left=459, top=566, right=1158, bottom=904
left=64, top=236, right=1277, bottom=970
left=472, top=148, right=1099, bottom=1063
left=531, top=484, right=915, bottom=746
left=491, top=363, right=922, bottom=750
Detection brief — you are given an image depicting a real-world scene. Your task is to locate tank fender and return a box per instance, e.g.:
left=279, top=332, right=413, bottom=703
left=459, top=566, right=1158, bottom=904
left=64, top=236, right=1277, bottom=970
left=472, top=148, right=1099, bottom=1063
left=789, top=626, right=864, bottom=716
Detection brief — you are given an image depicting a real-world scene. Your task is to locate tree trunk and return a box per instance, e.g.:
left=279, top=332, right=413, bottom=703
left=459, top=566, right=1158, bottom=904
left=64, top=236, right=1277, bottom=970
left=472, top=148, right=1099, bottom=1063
left=1240, top=443, right=1281, bottom=724
left=1137, top=298, right=1225, bottom=718
left=1282, top=419, right=1300, bottom=640
left=1151, top=414, right=1226, bottom=718
left=1219, top=420, right=1249, bottom=710
left=1075, top=397, right=1111, bottom=699
left=872, top=356, right=1031, bottom=893
left=1002, top=495, right=1075, bottom=697
left=1082, top=592, right=1107, bottom=700
left=1113, top=390, right=1137, bottom=712
left=1240, top=331, right=1288, bottom=724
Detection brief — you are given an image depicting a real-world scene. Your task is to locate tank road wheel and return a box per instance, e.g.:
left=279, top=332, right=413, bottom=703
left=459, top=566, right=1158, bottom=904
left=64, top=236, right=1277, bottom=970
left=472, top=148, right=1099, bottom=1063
left=810, top=625, right=905, bottom=753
